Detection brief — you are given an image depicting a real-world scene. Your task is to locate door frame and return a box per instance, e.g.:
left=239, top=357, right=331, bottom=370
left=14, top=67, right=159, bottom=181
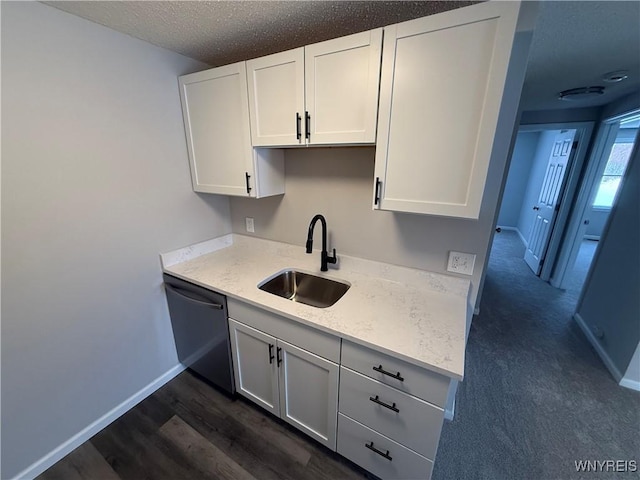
left=517, top=122, right=595, bottom=282
left=550, top=109, right=640, bottom=290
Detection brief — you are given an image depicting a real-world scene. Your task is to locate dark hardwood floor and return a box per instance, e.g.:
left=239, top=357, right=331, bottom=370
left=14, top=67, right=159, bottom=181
left=37, top=370, right=370, bottom=480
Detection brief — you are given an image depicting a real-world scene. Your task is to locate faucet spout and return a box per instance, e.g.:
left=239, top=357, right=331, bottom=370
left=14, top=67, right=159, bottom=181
left=306, top=214, right=337, bottom=271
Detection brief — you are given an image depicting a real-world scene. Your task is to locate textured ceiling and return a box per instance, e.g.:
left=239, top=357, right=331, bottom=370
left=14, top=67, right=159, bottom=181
left=44, top=1, right=473, bottom=66
left=44, top=1, right=640, bottom=112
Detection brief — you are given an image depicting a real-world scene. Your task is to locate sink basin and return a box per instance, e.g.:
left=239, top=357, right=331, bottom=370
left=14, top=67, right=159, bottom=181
left=258, top=269, right=350, bottom=308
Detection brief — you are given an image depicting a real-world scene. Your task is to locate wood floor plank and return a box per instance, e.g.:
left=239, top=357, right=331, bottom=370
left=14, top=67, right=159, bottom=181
left=177, top=371, right=313, bottom=466
left=38, top=371, right=367, bottom=480
left=91, top=403, right=213, bottom=480
left=36, top=441, right=121, bottom=480
left=159, top=414, right=258, bottom=480
left=156, top=381, right=294, bottom=480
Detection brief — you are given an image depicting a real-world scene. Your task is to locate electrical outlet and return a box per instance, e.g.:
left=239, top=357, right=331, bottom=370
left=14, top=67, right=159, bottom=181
left=447, top=251, right=476, bottom=276
left=245, top=217, right=255, bottom=233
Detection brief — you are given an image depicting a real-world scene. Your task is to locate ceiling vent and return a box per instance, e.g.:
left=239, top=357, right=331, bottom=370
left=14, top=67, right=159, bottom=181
left=558, top=86, right=605, bottom=101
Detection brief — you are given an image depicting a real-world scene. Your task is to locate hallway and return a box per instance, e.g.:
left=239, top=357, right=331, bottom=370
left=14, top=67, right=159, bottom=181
left=433, top=230, right=639, bottom=480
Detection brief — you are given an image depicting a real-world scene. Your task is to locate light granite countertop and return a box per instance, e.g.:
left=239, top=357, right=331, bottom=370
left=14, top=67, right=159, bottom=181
left=161, top=234, right=470, bottom=380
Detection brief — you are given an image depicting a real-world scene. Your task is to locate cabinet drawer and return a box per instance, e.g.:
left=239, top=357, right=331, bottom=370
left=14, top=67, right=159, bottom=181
left=228, top=298, right=340, bottom=363
left=341, top=340, right=450, bottom=407
left=339, top=367, right=443, bottom=459
left=337, top=413, right=433, bottom=480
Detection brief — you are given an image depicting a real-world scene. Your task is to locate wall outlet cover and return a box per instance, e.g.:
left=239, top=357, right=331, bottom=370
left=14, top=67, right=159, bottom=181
left=245, top=217, right=255, bottom=233
left=447, top=251, right=476, bottom=276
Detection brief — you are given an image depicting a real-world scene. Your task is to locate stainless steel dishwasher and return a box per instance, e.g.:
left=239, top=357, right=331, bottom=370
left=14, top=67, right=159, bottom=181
left=163, top=273, right=235, bottom=394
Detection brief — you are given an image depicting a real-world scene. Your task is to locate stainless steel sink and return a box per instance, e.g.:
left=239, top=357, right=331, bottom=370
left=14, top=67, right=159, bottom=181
left=258, top=269, right=350, bottom=308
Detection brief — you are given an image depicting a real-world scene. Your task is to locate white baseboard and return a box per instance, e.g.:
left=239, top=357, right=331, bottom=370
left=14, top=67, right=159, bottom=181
left=619, top=378, right=640, bottom=392
left=496, top=226, right=527, bottom=247
left=12, top=364, right=186, bottom=480
left=573, top=312, right=623, bottom=382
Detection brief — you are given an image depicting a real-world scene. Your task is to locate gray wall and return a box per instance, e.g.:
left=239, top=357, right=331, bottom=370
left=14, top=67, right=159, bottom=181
left=516, top=130, right=559, bottom=241
left=1, top=3, right=231, bottom=477
left=576, top=137, right=639, bottom=377
left=497, top=131, right=540, bottom=228
left=230, top=146, right=500, bottom=309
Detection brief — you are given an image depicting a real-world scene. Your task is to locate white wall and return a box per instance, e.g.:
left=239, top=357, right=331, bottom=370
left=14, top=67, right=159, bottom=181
left=576, top=136, right=639, bottom=381
left=497, top=131, right=540, bottom=228
left=1, top=3, right=230, bottom=478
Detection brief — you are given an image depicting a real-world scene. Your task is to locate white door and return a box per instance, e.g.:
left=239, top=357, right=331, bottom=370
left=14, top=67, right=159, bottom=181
left=524, top=131, right=577, bottom=275
left=304, top=29, right=382, bottom=145
left=228, top=319, right=280, bottom=416
left=178, top=63, right=254, bottom=195
left=277, top=339, right=339, bottom=450
left=246, top=48, right=305, bottom=146
left=373, top=1, right=523, bottom=218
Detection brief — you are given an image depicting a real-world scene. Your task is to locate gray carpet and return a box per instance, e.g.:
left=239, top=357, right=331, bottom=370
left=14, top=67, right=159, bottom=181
left=432, top=230, right=640, bottom=480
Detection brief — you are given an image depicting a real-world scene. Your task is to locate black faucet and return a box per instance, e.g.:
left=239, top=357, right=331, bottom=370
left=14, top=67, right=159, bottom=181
left=306, top=214, right=337, bottom=271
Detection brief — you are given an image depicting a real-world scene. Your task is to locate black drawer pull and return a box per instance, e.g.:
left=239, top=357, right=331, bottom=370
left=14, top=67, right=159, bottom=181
left=365, top=442, right=392, bottom=461
left=369, top=395, right=399, bottom=413
left=373, top=365, right=404, bottom=382
left=296, top=113, right=302, bottom=141
left=277, top=346, right=282, bottom=366
left=268, top=344, right=275, bottom=364
left=305, top=111, right=311, bottom=140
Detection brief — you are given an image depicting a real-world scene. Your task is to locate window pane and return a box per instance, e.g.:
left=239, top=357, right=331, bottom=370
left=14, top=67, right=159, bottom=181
left=593, top=176, right=621, bottom=207
left=604, top=142, right=633, bottom=175
left=592, top=141, right=634, bottom=208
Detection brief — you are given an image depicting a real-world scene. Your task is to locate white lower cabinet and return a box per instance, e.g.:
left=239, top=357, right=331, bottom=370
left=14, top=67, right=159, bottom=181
left=337, top=413, right=433, bottom=480
left=278, top=340, right=339, bottom=447
left=228, top=317, right=339, bottom=450
left=229, top=319, right=280, bottom=416
left=338, top=342, right=450, bottom=480
left=339, top=367, right=444, bottom=459
left=227, top=301, right=450, bottom=479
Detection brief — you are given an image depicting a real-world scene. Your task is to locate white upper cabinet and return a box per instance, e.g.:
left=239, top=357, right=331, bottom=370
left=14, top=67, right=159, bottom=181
left=246, top=48, right=306, bottom=147
left=373, top=2, right=528, bottom=218
left=246, top=29, right=382, bottom=147
left=179, top=63, right=284, bottom=197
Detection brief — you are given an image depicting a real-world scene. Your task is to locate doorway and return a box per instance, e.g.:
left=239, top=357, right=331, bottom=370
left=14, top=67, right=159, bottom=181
left=550, top=111, right=639, bottom=298
left=495, top=122, right=593, bottom=295
left=495, top=112, right=639, bottom=312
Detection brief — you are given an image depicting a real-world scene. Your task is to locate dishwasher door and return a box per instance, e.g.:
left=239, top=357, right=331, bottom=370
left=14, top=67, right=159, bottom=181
left=163, top=274, right=235, bottom=394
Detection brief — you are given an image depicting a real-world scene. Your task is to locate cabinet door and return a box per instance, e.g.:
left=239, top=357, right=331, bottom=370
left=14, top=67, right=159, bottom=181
left=305, top=29, right=382, bottom=145
left=277, top=339, right=339, bottom=450
left=374, top=2, right=523, bottom=218
left=179, top=63, right=254, bottom=196
left=228, top=319, right=280, bottom=416
left=247, top=48, right=305, bottom=146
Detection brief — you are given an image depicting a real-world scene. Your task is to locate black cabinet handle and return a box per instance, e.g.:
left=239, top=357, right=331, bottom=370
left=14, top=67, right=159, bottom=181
left=277, top=347, right=282, bottom=366
left=305, top=111, right=310, bottom=141
left=373, top=365, right=404, bottom=382
left=268, top=344, right=275, bottom=364
left=369, top=395, right=399, bottom=413
left=296, top=113, right=302, bottom=141
left=374, top=177, right=381, bottom=205
left=245, top=172, right=252, bottom=195
left=365, top=442, right=392, bottom=461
